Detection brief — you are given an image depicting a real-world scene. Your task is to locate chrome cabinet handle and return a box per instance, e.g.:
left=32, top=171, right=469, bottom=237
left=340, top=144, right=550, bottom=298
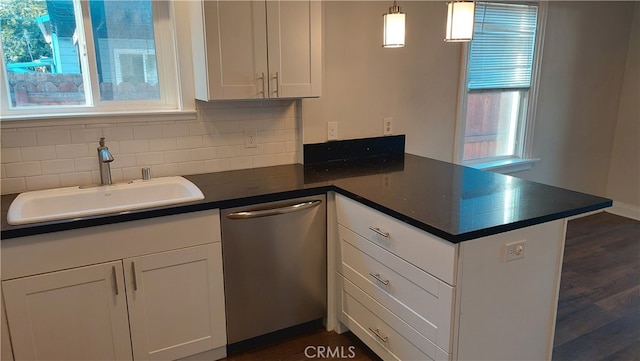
left=272, top=72, right=279, bottom=97
left=112, top=266, right=119, bottom=295
left=226, top=200, right=322, bottom=219
left=368, top=327, right=388, bottom=344
left=258, top=72, right=266, bottom=98
left=368, top=226, right=390, bottom=239
left=132, top=262, right=138, bottom=291
left=369, top=273, right=390, bottom=286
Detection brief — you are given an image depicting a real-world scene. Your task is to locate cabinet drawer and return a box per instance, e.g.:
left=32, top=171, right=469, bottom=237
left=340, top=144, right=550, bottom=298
left=340, top=225, right=453, bottom=352
left=340, top=276, right=450, bottom=361
left=336, top=195, right=457, bottom=285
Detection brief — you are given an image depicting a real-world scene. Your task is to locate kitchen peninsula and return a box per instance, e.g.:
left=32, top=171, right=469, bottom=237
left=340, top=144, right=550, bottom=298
left=1, top=137, right=611, bottom=361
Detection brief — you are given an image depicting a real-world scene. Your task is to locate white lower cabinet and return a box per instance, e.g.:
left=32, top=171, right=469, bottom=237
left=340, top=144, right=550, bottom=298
left=333, top=194, right=567, bottom=361
left=126, top=244, right=225, bottom=360
left=1, top=210, right=226, bottom=361
left=3, top=261, right=133, bottom=360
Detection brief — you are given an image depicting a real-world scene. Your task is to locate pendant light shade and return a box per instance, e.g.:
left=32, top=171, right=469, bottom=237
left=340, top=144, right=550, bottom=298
left=445, top=1, right=475, bottom=42
left=383, top=1, right=405, bottom=48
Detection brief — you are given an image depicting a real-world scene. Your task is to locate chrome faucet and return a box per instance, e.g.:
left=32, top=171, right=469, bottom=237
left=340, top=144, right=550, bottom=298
left=97, top=137, right=114, bottom=185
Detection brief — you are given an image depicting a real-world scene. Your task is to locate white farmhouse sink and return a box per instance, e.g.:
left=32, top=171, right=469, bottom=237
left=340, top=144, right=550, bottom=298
left=7, top=176, right=204, bottom=225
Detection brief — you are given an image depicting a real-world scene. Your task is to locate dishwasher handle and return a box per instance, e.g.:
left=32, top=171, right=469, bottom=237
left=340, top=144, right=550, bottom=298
left=226, top=199, right=322, bottom=219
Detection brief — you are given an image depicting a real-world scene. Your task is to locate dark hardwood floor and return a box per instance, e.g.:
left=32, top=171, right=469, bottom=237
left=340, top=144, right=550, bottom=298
left=223, top=212, right=639, bottom=361
left=552, top=212, right=639, bottom=361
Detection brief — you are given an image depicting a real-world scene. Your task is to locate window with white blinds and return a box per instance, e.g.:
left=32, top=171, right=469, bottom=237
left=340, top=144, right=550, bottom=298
left=467, top=2, right=538, bottom=91
left=457, top=1, right=544, bottom=168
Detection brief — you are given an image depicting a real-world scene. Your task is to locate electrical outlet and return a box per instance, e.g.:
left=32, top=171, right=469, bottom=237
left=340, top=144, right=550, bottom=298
left=383, top=117, right=393, bottom=136
left=244, top=128, right=258, bottom=148
left=503, top=240, right=527, bottom=262
left=328, top=122, right=338, bottom=141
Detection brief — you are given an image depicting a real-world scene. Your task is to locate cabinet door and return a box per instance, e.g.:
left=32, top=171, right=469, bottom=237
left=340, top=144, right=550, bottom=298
left=125, top=244, right=226, bottom=361
left=199, top=0, right=268, bottom=100
left=266, top=0, right=322, bottom=98
left=2, top=262, right=132, bottom=361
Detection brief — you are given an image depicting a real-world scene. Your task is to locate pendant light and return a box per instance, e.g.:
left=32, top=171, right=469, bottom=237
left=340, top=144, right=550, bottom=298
left=444, top=1, right=475, bottom=42
left=383, top=1, right=405, bottom=48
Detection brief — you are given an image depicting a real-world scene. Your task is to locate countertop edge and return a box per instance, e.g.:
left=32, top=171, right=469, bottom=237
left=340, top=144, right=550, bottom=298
left=2, top=183, right=612, bottom=243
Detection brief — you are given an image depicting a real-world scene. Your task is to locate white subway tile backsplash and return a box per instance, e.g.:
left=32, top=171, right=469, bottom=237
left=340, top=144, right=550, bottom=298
left=134, top=125, right=164, bottom=140
left=176, top=136, right=203, bottom=149
left=103, top=126, right=134, bottom=141
left=210, top=121, right=241, bottom=134
left=191, top=147, right=217, bottom=161
left=120, top=140, right=150, bottom=154
left=113, top=154, right=138, bottom=169
left=56, top=144, right=92, bottom=159
left=241, top=145, right=264, bottom=157
left=75, top=157, right=99, bottom=172
left=178, top=161, right=206, bottom=175
left=257, top=131, right=275, bottom=144
left=41, top=159, right=75, bottom=174
left=265, top=142, right=287, bottom=154
left=253, top=154, right=278, bottom=168
left=122, top=167, right=143, bottom=181
left=274, top=129, right=297, bottom=142
left=2, top=131, right=37, bottom=148
left=152, top=163, right=180, bottom=177
left=216, top=145, right=244, bottom=159
left=164, top=149, right=192, bottom=163
left=26, top=175, right=60, bottom=190
left=149, top=138, right=177, bottom=152
left=204, top=158, right=230, bottom=173
left=228, top=157, right=253, bottom=170
left=60, top=172, right=93, bottom=187
left=1, top=100, right=302, bottom=194
left=2, top=148, right=22, bottom=163
left=1, top=178, right=26, bottom=194
left=5, top=162, right=41, bottom=177
left=70, top=128, right=102, bottom=144
left=136, top=152, right=165, bottom=166
left=21, top=146, right=57, bottom=162
left=162, top=123, right=190, bottom=137
left=36, top=130, right=71, bottom=146
left=202, top=134, right=228, bottom=147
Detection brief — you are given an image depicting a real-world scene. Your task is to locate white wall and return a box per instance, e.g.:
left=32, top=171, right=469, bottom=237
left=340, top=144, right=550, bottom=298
left=303, top=1, right=461, bottom=162
left=607, top=3, right=640, bottom=213
left=516, top=1, right=636, bottom=199
left=304, top=1, right=638, bottom=207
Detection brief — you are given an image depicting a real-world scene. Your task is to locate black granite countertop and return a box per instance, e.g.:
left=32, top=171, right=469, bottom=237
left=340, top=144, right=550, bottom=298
left=0, top=154, right=612, bottom=242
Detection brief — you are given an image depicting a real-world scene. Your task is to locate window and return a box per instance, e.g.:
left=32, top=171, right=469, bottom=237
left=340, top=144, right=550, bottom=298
left=456, top=1, right=545, bottom=170
left=0, top=0, right=177, bottom=118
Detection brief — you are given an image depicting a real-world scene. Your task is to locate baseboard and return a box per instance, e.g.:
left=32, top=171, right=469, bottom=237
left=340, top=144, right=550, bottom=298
left=606, top=201, right=640, bottom=221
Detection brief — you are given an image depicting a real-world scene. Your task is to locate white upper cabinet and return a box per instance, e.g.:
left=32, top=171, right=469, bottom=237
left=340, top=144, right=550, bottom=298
left=191, top=0, right=322, bottom=100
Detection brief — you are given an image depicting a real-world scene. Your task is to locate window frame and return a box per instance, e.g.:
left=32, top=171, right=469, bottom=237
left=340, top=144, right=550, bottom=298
left=454, top=1, right=548, bottom=173
left=0, top=0, right=180, bottom=120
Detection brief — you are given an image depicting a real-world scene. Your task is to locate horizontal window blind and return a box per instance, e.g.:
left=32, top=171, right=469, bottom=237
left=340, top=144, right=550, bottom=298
left=468, top=2, right=538, bottom=91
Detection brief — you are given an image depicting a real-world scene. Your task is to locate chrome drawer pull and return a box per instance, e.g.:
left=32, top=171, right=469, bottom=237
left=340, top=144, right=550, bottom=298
left=368, top=226, right=390, bottom=239
left=368, top=327, right=388, bottom=344
left=369, top=273, right=390, bottom=286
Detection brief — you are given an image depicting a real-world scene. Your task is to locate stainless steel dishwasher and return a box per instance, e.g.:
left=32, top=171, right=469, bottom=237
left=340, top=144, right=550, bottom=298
left=221, top=195, right=326, bottom=344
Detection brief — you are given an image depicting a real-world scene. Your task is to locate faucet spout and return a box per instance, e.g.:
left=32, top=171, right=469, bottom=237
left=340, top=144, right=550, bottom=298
left=97, top=137, right=114, bottom=185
